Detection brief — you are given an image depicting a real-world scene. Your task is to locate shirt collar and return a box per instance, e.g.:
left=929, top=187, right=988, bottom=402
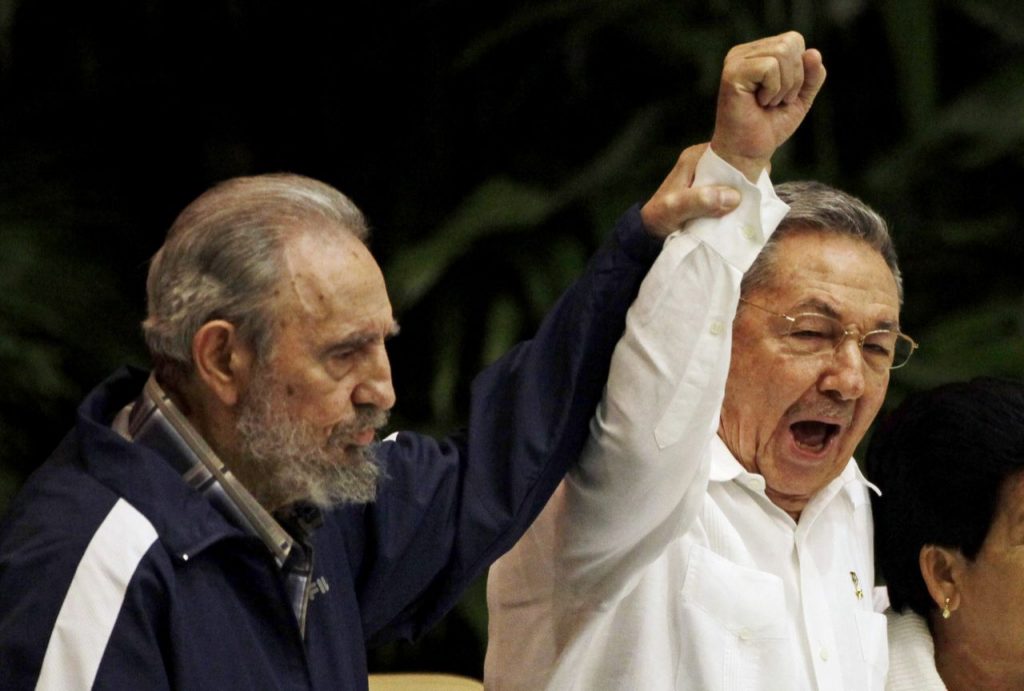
left=116, top=373, right=298, bottom=566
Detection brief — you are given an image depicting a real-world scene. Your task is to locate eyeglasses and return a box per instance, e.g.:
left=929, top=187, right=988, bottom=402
left=739, top=298, right=919, bottom=371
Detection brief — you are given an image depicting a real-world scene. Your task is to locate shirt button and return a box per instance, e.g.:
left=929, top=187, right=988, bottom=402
left=709, top=320, right=724, bottom=336
left=740, top=224, right=757, bottom=241
left=738, top=628, right=751, bottom=641
left=819, top=647, right=830, bottom=661
left=743, top=476, right=765, bottom=491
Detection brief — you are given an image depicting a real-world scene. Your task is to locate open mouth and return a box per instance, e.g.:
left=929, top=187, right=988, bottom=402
left=790, top=420, right=841, bottom=454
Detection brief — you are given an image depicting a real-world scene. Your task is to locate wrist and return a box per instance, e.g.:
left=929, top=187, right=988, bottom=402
left=708, top=142, right=770, bottom=183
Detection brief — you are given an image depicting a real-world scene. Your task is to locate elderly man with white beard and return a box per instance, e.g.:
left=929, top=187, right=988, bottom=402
left=0, top=115, right=744, bottom=686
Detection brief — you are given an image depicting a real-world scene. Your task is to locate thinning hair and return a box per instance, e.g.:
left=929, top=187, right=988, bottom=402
left=867, top=378, right=1024, bottom=618
left=142, top=173, right=369, bottom=386
left=741, top=181, right=903, bottom=304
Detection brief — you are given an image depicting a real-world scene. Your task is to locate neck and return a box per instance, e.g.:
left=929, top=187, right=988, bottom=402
left=764, top=486, right=806, bottom=522
left=932, top=617, right=1024, bottom=691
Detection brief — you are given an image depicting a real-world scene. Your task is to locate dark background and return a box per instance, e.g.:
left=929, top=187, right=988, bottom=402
left=2, top=0, right=1023, bottom=678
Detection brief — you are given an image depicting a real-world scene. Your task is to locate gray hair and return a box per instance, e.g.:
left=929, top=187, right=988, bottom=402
left=142, top=173, right=369, bottom=386
left=741, top=180, right=903, bottom=304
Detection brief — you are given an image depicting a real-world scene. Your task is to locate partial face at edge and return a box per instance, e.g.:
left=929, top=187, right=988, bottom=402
left=718, top=231, right=900, bottom=518
left=943, top=470, right=1024, bottom=668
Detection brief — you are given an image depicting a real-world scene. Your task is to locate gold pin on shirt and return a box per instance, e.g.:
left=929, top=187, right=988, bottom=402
left=849, top=571, right=864, bottom=600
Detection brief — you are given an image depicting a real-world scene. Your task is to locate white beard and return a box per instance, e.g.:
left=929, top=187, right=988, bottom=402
left=235, top=370, right=388, bottom=509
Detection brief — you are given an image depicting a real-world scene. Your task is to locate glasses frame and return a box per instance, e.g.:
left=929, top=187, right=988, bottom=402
left=738, top=298, right=919, bottom=370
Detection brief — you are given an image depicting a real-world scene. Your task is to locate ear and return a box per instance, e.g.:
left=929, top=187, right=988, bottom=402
left=191, top=320, right=256, bottom=407
left=919, top=544, right=963, bottom=615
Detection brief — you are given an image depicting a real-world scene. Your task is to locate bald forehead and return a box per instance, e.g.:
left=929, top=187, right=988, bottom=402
left=278, top=228, right=384, bottom=320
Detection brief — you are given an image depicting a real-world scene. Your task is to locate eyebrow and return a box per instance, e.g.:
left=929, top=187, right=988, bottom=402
left=791, top=299, right=899, bottom=331
left=793, top=298, right=840, bottom=319
left=328, top=320, right=401, bottom=352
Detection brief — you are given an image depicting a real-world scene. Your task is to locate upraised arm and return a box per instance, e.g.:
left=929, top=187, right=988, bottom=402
left=556, top=32, right=824, bottom=605
left=354, top=150, right=743, bottom=644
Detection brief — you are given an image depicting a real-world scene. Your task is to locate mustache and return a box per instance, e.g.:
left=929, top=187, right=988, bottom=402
left=784, top=400, right=853, bottom=425
left=327, top=406, right=391, bottom=446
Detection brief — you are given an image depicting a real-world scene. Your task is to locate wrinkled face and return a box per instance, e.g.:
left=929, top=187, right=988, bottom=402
left=719, top=230, right=900, bottom=518
left=237, top=229, right=397, bottom=509
left=951, top=471, right=1024, bottom=666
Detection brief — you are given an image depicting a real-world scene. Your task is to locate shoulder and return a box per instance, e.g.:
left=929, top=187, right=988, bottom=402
left=1, top=431, right=129, bottom=568
left=0, top=405, right=178, bottom=639
left=1, top=456, right=166, bottom=606
left=0, top=474, right=167, bottom=689
left=885, top=609, right=947, bottom=691
left=371, top=430, right=465, bottom=494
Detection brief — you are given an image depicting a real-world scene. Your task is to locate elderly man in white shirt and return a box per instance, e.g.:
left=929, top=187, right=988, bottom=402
left=486, top=31, right=916, bottom=690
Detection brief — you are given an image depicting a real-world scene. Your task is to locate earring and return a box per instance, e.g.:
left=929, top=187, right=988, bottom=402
left=941, top=597, right=951, bottom=620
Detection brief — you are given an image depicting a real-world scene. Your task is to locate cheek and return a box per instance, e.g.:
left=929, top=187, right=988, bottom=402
left=732, top=357, right=814, bottom=420
left=720, top=380, right=774, bottom=464
left=961, top=563, right=1024, bottom=644
left=722, top=362, right=781, bottom=443
left=721, top=369, right=759, bottom=430
left=725, top=344, right=772, bottom=406
left=728, top=328, right=813, bottom=403
left=286, top=382, right=355, bottom=427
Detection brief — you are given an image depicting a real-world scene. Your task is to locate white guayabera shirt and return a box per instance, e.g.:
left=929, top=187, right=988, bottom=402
left=486, top=150, right=888, bottom=691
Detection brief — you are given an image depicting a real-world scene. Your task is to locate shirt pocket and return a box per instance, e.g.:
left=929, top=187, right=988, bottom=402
left=854, top=609, right=888, bottom=688
left=677, top=545, right=795, bottom=690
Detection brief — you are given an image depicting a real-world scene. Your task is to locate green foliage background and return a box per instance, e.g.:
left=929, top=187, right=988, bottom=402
left=1, top=0, right=1022, bottom=678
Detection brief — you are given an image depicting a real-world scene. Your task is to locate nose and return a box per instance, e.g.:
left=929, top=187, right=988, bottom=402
left=819, top=337, right=866, bottom=401
left=353, top=344, right=396, bottom=410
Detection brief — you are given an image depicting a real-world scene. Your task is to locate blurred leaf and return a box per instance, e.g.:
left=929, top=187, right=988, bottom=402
left=931, top=212, right=1015, bottom=246
left=0, top=222, right=141, bottom=361
left=894, top=297, right=1024, bottom=389
left=867, top=56, right=1024, bottom=188
left=558, top=106, right=664, bottom=219
left=0, top=334, right=76, bottom=401
left=879, top=0, right=937, bottom=135
left=455, top=574, right=489, bottom=647
left=0, top=462, right=20, bottom=516
left=429, top=308, right=466, bottom=425
left=480, top=294, right=524, bottom=367
left=514, top=236, right=589, bottom=320
left=457, top=0, right=641, bottom=70
left=935, top=67, right=1024, bottom=168
left=0, top=0, right=18, bottom=67
left=953, top=0, right=1024, bottom=44
left=0, top=217, right=145, bottom=491
left=385, top=178, right=553, bottom=311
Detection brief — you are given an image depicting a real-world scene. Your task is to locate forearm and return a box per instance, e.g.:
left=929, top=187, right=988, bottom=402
left=453, top=205, right=662, bottom=577
left=558, top=150, right=789, bottom=603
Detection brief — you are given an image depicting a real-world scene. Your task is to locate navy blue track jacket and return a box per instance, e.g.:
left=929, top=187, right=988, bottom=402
left=0, top=207, right=659, bottom=690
